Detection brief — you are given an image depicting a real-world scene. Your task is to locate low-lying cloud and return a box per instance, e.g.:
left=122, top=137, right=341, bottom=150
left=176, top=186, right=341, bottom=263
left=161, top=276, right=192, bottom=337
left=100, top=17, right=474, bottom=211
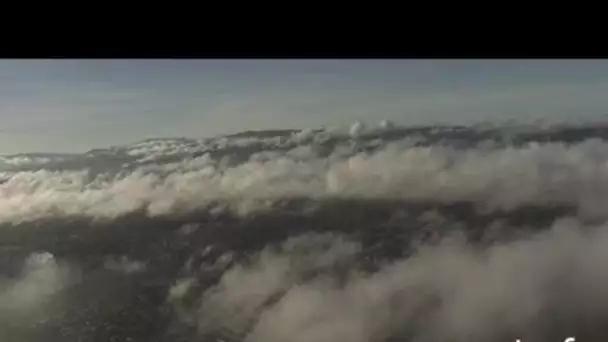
left=2, top=136, right=608, bottom=224
left=0, top=252, right=75, bottom=341
left=4, top=125, right=608, bottom=341
left=169, top=219, right=608, bottom=342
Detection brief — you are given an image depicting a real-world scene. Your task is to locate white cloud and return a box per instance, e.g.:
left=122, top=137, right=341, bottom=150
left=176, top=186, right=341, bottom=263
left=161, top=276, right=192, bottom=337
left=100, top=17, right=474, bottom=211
left=4, top=136, right=608, bottom=223
left=0, top=252, right=75, bottom=336
left=168, top=220, right=608, bottom=342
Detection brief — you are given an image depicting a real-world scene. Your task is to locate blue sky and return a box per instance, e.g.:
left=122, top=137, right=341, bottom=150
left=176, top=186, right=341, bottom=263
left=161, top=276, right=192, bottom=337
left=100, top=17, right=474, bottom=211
left=2, top=59, right=608, bottom=154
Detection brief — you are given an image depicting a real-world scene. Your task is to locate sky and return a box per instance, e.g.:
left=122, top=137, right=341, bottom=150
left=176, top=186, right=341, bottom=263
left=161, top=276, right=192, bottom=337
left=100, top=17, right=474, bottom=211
left=2, top=59, right=608, bottom=154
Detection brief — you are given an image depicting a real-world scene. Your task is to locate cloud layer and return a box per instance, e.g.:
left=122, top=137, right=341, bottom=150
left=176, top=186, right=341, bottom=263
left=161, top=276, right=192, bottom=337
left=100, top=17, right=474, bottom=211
left=4, top=124, right=608, bottom=341
left=170, top=219, right=608, bottom=342
left=3, top=129, right=608, bottom=224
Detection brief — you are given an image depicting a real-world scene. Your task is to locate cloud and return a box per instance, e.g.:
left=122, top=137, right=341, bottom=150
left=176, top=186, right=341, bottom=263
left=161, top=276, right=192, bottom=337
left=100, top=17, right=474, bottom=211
left=182, top=233, right=361, bottom=339
left=167, top=219, right=608, bottom=342
left=0, top=252, right=75, bottom=340
left=4, top=133, right=608, bottom=224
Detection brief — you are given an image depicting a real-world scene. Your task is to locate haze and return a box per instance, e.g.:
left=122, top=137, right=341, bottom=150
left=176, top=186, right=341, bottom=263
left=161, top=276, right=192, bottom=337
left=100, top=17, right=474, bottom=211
left=1, top=59, right=608, bottom=154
